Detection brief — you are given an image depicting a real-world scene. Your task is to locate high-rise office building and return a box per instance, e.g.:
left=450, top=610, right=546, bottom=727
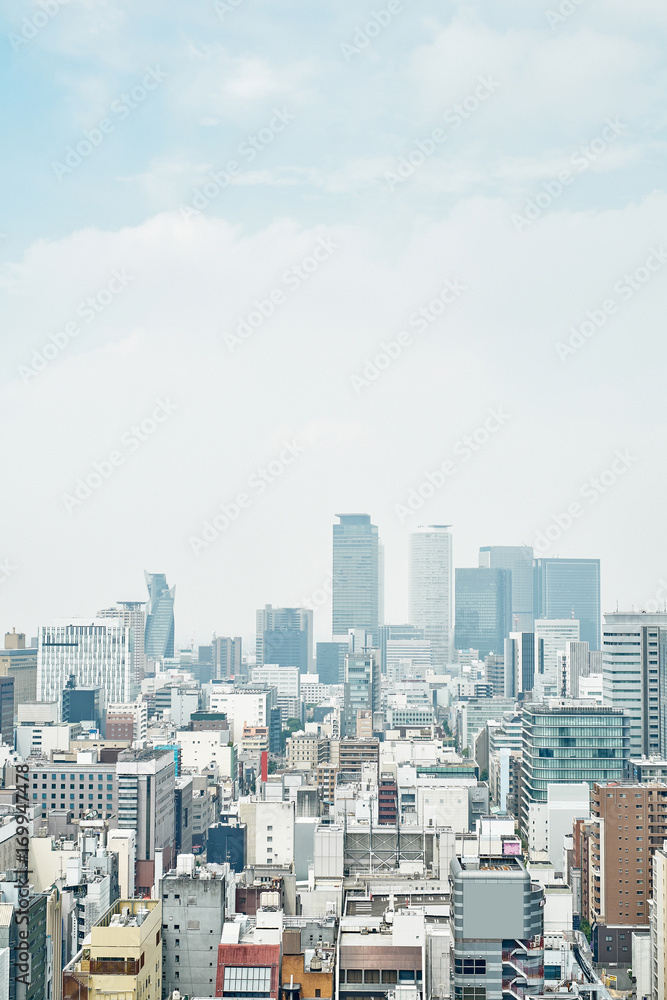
left=379, top=623, right=431, bottom=678
left=316, top=641, right=346, bottom=685
left=504, top=631, right=535, bottom=697
left=61, top=675, right=103, bottom=731
left=116, top=748, right=176, bottom=894
left=450, top=853, right=545, bottom=1000
left=255, top=605, right=312, bottom=674
left=212, top=636, right=242, bottom=679
left=98, top=601, right=147, bottom=684
left=534, top=618, right=580, bottom=698
left=520, top=702, right=628, bottom=835
left=454, top=567, right=512, bottom=656
left=533, top=557, right=601, bottom=649
left=332, top=514, right=381, bottom=644
left=565, top=640, right=591, bottom=698
left=37, top=620, right=133, bottom=704
left=602, top=611, right=667, bottom=758
left=409, top=525, right=453, bottom=667
left=144, top=572, right=175, bottom=660
left=479, top=544, right=534, bottom=632
left=342, top=643, right=380, bottom=738
left=0, top=676, right=13, bottom=745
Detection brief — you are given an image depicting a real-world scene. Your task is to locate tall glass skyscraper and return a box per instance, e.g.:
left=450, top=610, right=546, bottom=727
left=332, top=514, right=381, bottom=644
left=533, top=557, right=601, bottom=649
left=479, top=545, right=534, bottom=632
left=409, top=525, right=453, bottom=668
left=255, top=605, right=313, bottom=674
left=454, top=567, right=512, bottom=656
left=144, top=572, right=175, bottom=659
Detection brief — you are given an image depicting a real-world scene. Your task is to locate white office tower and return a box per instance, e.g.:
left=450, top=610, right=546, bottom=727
left=409, top=525, right=453, bottom=668
left=97, top=601, right=146, bottom=684
left=602, top=611, right=667, bottom=758
left=534, top=619, right=580, bottom=698
left=565, top=640, right=590, bottom=698
left=37, top=619, right=133, bottom=703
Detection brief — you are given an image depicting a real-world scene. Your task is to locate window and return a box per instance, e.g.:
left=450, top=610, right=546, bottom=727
left=382, top=971, right=397, bottom=984
left=399, top=971, right=416, bottom=982
left=346, top=970, right=362, bottom=983
left=455, top=960, right=486, bottom=975
left=223, top=967, right=273, bottom=996
left=315, top=991, right=321, bottom=997
left=365, top=971, right=380, bottom=983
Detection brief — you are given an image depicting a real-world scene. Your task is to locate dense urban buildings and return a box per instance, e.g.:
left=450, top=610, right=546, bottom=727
left=5, top=530, right=664, bottom=1000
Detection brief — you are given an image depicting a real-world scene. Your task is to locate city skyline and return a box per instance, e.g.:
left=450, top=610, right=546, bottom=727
left=1, top=3, right=665, bottom=651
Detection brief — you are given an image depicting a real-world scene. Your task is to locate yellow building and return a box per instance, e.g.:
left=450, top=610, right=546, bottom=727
left=63, top=899, right=162, bottom=1000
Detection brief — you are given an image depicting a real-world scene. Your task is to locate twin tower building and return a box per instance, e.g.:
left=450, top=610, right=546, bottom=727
left=332, top=514, right=600, bottom=670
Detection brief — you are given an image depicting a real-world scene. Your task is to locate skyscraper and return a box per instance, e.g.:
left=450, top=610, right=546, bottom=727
left=409, top=525, right=453, bottom=667
left=479, top=544, right=534, bottom=631
left=533, top=557, right=601, bottom=649
left=602, top=611, right=667, bottom=758
left=332, top=514, right=381, bottom=643
left=37, top=620, right=133, bottom=703
left=255, top=605, right=313, bottom=674
left=454, top=567, right=512, bottom=656
left=98, top=600, right=146, bottom=684
left=342, top=641, right=380, bottom=738
left=520, top=702, right=628, bottom=835
left=212, top=635, right=242, bottom=680
left=144, top=571, right=175, bottom=660
left=534, top=618, right=580, bottom=698
left=504, top=631, right=535, bottom=697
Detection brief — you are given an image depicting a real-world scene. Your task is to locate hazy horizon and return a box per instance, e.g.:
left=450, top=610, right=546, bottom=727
left=2, top=0, right=666, bottom=650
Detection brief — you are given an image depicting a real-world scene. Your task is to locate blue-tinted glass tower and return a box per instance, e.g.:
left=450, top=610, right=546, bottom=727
left=332, top=513, right=381, bottom=644
left=533, top=557, right=600, bottom=649
left=454, top=567, right=512, bottom=656
left=144, top=571, right=175, bottom=659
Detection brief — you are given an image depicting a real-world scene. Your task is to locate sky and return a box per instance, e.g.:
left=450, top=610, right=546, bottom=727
left=2, top=0, right=667, bottom=650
